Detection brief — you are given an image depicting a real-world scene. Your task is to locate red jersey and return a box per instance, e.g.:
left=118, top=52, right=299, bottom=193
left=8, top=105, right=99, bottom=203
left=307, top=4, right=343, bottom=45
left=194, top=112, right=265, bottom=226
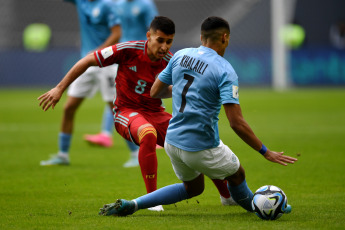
left=94, top=40, right=173, bottom=112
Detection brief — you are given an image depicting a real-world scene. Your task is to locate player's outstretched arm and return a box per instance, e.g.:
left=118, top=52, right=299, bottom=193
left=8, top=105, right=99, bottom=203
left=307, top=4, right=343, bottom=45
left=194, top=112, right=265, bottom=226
left=223, top=103, right=297, bottom=166
left=261, top=149, right=297, bottom=166
left=37, top=53, right=98, bottom=111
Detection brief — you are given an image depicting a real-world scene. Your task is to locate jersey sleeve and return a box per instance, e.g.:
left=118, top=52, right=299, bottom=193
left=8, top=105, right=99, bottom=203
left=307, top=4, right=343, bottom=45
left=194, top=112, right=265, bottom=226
left=107, top=2, right=121, bottom=28
left=158, top=56, right=174, bottom=85
left=94, top=45, right=122, bottom=68
left=219, top=65, right=240, bottom=105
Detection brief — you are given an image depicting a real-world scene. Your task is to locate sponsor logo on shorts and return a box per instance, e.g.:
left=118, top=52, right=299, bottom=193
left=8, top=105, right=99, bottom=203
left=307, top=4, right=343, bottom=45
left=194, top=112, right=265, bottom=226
left=232, top=154, right=238, bottom=163
left=129, top=112, right=138, bottom=117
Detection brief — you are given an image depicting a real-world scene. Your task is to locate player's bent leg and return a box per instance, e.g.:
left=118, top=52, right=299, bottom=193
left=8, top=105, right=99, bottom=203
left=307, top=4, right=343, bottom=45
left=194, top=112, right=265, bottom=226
left=226, top=165, right=254, bottom=212
left=108, top=175, right=203, bottom=215
left=183, top=173, right=205, bottom=198
left=136, top=125, right=158, bottom=194
left=99, top=183, right=190, bottom=216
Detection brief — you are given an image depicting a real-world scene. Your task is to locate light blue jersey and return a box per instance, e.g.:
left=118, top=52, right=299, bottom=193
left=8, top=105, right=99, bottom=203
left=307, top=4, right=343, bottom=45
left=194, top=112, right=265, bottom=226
left=159, top=46, right=240, bottom=151
left=66, top=0, right=120, bottom=57
left=115, top=0, right=158, bottom=42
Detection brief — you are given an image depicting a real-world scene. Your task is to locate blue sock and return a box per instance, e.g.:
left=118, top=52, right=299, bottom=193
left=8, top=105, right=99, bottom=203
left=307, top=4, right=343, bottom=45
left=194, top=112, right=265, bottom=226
left=228, top=179, right=254, bottom=212
left=135, top=183, right=189, bottom=210
left=102, top=106, right=114, bottom=135
left=126, top=140, right=139, bottom=152
left=58, top=132, right=72, bottom=154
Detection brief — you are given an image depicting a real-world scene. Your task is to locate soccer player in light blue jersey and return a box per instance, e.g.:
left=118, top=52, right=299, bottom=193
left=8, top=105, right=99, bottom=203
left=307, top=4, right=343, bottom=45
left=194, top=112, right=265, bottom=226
left=84, top=0, right=158, bottom=168
left=98, top=16, right=297, bottom=217
left=116, top=0, right=158, bottom=43
left=40, top=0, right=139, bottom=165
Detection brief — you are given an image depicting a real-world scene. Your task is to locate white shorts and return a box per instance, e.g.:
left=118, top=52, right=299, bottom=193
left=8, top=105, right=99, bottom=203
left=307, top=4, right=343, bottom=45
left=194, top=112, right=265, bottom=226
left=164, top=140, right=240, bottom=181
left=67, top=65, right=118, bottom=102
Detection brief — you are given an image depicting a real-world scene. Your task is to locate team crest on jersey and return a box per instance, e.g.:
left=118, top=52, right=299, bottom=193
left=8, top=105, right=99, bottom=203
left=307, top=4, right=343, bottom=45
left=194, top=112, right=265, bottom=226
left=232, top=85, right=239, bottom=99
left=101, top=47, right=113, bottom=59
left=129, top=112, right=138, bottom=117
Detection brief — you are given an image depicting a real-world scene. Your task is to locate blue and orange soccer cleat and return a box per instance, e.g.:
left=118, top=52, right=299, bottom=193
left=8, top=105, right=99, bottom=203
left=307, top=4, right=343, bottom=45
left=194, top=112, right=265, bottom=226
left=99, top=199, right=136, bottom=216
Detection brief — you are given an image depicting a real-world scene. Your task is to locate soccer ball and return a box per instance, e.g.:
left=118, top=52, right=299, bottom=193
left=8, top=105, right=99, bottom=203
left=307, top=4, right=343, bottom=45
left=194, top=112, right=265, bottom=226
left=251, top=185, right=289, bottom=220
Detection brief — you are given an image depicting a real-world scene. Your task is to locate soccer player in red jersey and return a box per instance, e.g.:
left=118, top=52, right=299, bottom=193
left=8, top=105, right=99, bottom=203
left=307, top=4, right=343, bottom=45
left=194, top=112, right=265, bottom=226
left=38, top=16, right=234, bottom=210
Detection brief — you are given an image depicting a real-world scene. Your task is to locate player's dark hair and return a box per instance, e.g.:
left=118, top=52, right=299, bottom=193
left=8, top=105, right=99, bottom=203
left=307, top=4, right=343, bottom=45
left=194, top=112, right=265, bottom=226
left=149, top=16, right=175, bottom=35
left=201, top=16, right=230, bottom=42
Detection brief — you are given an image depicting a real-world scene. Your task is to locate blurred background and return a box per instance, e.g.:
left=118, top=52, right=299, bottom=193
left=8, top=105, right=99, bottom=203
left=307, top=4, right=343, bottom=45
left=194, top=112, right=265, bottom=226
left=0, top=0, right=344, bottom=87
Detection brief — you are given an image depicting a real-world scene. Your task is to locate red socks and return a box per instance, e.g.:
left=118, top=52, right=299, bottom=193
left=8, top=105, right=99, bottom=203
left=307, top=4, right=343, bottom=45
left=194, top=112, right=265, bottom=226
left=138, top=127, right=158, bottom=193
left=212, top=179, right=231, bottom=198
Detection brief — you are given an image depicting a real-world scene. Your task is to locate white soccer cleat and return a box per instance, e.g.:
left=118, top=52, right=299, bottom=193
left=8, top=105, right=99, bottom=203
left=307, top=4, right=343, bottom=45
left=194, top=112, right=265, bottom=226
left=123, top=158, right=139, bottom=168
left=220, top=196, right=238, bottom=206
left=147, top=205, right=164, bottom=212
left=40, top=153, right=70, bottom=166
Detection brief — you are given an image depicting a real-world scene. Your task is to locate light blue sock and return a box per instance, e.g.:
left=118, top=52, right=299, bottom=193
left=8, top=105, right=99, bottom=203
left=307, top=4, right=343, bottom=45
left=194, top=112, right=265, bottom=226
left=126, top=140, right=139, bottom=152
left=228, top=179, right=254, bottom=212
left=58, top=132, right=72, bottom=154
left=102, top=106, right=114, bottom=135
left=135, top=183, right=189, bottom=210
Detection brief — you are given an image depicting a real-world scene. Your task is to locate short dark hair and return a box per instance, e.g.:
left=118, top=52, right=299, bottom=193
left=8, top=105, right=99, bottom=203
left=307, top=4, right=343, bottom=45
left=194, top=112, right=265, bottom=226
left=201, top=16, right=230, bottom=42
left=149, top=16, right=175, bottom=35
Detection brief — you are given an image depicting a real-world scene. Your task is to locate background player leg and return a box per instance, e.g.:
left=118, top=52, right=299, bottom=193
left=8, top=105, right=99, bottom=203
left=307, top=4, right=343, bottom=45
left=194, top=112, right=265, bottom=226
left=84, top=105, right=140, bottom=167
left=84, top=106, right=114, bottom=147
left=40, top=96, right=84, bottom=166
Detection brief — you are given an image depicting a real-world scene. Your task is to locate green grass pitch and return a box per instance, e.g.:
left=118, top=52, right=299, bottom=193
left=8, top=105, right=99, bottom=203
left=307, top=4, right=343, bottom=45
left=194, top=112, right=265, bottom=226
left=0, top=88, right=344, bottom=229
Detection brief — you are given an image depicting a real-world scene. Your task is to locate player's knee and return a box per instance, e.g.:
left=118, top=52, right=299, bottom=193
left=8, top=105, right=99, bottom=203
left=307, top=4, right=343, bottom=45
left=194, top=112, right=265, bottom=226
left=226, top=165, right=246, bottom=186
left=184, top=174, right=205, bottom=198
left=138, top=126, right=157, bottom=146
left=185, top=183, right=204, bottom=198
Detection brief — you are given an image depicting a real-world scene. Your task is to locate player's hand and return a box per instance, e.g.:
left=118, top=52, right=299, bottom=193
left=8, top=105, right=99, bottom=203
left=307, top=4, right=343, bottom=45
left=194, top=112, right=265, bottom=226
left=263, top=150, right=298, bottom=166
left=37, top=87, right=63, bottom=111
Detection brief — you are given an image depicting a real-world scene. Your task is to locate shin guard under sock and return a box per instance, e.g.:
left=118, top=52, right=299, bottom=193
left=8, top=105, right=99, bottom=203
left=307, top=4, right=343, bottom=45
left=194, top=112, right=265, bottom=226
left=138, top=127, right=158, bottom=193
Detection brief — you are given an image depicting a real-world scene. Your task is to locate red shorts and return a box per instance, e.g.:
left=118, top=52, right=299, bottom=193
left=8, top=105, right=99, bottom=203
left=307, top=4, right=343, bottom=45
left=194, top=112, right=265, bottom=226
left=114, top=108, right=172, bottom=147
